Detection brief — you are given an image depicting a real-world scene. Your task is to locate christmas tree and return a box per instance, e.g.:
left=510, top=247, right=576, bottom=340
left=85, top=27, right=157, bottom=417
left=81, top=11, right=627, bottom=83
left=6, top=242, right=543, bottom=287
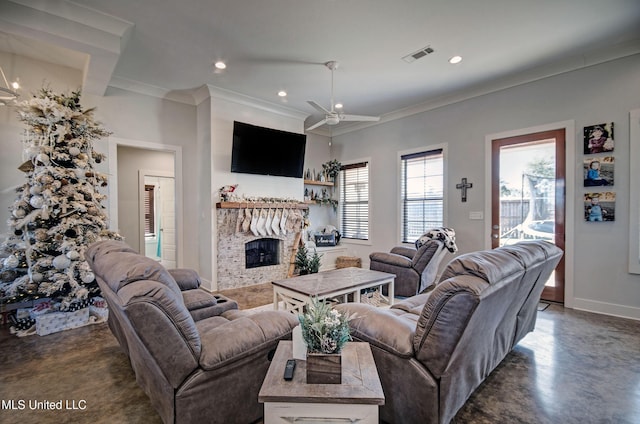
left=0, top=88, right=121, bottom=313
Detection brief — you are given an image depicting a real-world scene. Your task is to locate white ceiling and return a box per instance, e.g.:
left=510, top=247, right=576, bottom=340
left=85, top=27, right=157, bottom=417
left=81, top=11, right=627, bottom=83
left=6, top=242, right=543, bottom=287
left=1, top=0, right=639, bottom=134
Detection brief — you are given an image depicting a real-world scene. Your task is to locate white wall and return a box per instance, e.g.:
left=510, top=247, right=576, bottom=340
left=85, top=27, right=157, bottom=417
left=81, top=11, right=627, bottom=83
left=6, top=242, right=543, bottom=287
left=83, top=87, right=198, bottom=269
left=332, top=54, right=640, bottom=320
left=115, top=146, right=174, bottom=251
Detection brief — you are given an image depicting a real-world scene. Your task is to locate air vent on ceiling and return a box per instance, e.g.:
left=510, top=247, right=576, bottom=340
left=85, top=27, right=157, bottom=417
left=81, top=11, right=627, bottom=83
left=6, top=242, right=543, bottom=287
left=402, top=46, right=435, bottom=63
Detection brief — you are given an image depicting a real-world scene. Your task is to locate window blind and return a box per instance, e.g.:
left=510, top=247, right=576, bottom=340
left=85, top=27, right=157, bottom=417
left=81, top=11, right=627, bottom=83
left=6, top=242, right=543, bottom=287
left=144, top=185, right=155, bottom=236
left=401, top=149, right=443, bottom=243
left=340, top=161, right=369, bottom=240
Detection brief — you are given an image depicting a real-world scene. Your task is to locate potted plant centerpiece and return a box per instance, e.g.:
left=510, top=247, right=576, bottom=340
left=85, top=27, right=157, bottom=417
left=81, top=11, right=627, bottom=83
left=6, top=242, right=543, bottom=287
left=298, top=297, right=352, bottom=384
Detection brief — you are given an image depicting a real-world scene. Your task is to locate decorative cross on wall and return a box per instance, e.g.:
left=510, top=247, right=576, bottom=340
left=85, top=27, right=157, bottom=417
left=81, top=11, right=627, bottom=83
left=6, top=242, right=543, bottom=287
left=456, top=178, right=473, bottom=202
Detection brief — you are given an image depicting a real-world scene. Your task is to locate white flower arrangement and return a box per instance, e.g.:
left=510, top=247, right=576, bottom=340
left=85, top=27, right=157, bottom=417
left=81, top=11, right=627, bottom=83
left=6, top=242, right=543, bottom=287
left=298, top=297, right=352, bottom=354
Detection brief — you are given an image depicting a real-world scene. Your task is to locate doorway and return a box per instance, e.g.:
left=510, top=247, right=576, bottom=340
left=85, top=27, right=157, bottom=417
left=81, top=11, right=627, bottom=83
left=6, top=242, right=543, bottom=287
left=141, top=172, right=176, bottom=268
left=108, top=136, right=184, bottom=268
left=491, top=129, right=566, bottom=303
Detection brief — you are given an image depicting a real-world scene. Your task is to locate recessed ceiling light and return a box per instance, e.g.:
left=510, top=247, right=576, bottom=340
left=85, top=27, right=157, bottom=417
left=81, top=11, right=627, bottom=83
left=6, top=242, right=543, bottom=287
left=449, top=55, right=462, bottom=64
left=278, top=90, right=287, bottom=97
left=334, top=103, right=343, bottom=109
left=214, top=61, right=226, bottom=70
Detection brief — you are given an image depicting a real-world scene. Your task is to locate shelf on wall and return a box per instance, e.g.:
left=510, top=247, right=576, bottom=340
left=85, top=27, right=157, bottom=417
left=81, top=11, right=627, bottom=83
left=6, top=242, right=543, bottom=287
left=304, top=179, right=335, bottom=187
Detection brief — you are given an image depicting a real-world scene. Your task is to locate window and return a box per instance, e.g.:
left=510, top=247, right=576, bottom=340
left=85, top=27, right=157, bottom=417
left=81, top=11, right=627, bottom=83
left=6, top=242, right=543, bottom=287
left=340, top=161, right=369, bottom=240
left=144, top=184, right=156, bottom=237
left=401, top=149, right=444, bottom=243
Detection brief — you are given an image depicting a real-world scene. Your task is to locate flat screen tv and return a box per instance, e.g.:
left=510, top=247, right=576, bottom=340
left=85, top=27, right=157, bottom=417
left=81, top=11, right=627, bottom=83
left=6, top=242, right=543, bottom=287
left=231, top=121, right=306, bottom=178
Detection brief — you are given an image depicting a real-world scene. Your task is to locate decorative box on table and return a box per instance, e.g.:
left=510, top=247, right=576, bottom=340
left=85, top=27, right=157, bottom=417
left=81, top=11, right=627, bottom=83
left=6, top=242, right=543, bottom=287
left=315, top=233, right=337, bottom=247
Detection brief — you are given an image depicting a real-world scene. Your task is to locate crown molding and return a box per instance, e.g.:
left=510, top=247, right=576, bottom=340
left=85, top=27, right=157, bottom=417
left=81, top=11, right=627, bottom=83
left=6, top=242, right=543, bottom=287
left=109, top=76, right=197, bottom=105
left=204, top=84, right=309, bottom=121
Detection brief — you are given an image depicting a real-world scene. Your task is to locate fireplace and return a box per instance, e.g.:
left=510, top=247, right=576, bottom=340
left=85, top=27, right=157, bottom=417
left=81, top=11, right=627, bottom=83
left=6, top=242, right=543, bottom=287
left=245, top=238, right=280, bottom=269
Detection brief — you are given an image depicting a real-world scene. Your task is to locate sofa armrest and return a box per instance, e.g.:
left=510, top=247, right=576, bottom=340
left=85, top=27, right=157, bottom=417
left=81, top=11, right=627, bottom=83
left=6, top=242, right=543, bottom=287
left=168, top=268, right=201, bottom=290
left=390, top=246, right=417, bottom=259
left=369, top=252, right=413, bottom=268
left=334, top=303, right=415, bottom=358
left=198, top=311, right=298, bottom=370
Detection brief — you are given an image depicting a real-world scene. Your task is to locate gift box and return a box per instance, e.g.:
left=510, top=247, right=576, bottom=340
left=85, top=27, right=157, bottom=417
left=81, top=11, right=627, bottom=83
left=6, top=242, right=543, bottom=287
left=90, top=297, right=108, bottom=321
left=36, top=308, right=89, bottom=336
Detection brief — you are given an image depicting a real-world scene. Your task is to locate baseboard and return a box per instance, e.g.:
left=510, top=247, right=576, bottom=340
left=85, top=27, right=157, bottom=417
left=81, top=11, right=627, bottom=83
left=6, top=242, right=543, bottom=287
left=571, top=297, right=640, bottom=321
left=199, top=277, right=214, bottom=292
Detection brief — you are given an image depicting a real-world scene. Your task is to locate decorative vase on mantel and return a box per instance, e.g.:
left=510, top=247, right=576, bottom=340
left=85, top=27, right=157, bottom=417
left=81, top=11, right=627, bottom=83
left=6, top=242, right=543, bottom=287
left=306, top=351, right=342, bottom=384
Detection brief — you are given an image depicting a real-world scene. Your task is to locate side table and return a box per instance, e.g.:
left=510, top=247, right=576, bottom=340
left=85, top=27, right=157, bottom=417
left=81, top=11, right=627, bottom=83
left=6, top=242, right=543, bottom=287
left=259, top=341, right=384, bottom=423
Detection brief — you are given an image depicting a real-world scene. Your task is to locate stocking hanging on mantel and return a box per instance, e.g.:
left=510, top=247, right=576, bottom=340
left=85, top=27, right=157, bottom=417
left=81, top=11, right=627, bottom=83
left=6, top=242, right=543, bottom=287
left=0, top=88, right=122, bottom=311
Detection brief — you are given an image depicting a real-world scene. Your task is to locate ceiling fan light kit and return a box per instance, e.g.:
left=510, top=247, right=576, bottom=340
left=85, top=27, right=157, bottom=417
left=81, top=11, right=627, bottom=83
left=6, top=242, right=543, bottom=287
left=305, top=60, right=380, bottom=131
left=0, top=66, right=19, bottom=106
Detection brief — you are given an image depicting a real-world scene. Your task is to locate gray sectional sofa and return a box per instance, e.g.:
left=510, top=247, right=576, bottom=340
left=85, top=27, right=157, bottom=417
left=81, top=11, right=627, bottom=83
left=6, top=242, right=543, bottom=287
left=336, top=240, right=563, bottom=424
left=85, top=240, right=298, bottom=424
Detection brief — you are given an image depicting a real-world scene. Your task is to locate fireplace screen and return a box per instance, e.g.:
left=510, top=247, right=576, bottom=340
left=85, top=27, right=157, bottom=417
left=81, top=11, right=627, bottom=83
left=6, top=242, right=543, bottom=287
left=245, top=238, right=280, bottom=269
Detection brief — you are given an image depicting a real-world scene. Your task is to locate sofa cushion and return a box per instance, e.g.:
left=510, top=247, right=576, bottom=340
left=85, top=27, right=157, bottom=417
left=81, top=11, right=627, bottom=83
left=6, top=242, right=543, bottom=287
left=335, top=303, right=416, bottom=358
left=390, top=293, right=432, bottom=315
left=168, top=268, right=201, bottom=291
left=117, top=280, right=202, bottom=388
left=369, top=252, right=412, bottom=268
left=411, top=240, right=440, bottom=271
left=438, top=248, right=522, bottom=285
left=182, top=289, right=217, bottom=311
left=91, top=250, right=180, bottom=296
left=500, top=240, right=556, bottom=268
left=198, top=311, right=297, bottom=370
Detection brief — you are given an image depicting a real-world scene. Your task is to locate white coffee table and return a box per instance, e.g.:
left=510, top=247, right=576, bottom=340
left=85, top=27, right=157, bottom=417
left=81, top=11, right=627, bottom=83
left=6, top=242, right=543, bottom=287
left=272, top=267, right=395, bottom=314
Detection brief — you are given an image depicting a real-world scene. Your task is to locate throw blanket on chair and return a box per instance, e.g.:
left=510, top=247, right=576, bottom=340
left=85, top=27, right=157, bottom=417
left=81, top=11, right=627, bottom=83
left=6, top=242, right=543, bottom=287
left=415, top=227, right=458, bottom=294
left=416, top=227, right=458, bottom=253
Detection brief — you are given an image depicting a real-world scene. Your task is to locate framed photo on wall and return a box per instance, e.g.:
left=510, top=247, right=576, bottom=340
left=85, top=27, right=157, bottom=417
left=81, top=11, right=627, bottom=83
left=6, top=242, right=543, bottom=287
left=584, top=191, right=615, bottom=222
left=583, top=122, right=614, bottom=154
left=583, top=156, right=614, bottom=187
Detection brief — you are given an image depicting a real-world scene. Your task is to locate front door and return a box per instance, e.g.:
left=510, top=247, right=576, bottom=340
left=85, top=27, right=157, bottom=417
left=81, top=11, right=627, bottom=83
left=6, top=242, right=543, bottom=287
left=491, top=129, right=566, bottom=303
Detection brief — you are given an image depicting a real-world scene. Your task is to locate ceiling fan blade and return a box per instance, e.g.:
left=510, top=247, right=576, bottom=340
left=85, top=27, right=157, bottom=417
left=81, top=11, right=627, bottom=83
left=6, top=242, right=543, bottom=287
left=307, top=100, right=331, bottom=114
left=339, top=114, right=380, bottom=122
left=305, top=118, right=329, bottom=131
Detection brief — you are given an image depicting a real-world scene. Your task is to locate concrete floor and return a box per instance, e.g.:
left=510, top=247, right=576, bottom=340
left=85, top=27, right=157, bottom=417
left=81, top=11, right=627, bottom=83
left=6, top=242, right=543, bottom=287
left=0, top=303, right=638, bottom=424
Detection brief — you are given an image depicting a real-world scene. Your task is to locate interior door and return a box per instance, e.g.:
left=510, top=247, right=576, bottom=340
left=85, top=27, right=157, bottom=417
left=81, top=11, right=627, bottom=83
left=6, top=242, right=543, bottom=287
left=140, top=171, right=176, bottom=269
left=491, top=129, right=565, bottom=303
left=158, top=176, right=176, bottom=268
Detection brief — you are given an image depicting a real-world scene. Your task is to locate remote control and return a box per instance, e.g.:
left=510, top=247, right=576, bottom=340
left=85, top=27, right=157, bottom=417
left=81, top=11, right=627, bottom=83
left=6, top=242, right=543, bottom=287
left=283, top=359, right=296, bottom=380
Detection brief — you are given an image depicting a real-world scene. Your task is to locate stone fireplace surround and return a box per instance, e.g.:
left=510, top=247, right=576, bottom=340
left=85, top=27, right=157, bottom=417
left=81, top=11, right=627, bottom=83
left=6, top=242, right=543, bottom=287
left=215, top=202, right=307, bottom=290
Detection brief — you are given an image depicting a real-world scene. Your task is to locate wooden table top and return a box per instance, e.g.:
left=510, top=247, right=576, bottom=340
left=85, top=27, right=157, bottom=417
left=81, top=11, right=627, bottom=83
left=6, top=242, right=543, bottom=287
left=272, top=267, right=395, bottom=297
left=258, top=341, right=385, bottom=405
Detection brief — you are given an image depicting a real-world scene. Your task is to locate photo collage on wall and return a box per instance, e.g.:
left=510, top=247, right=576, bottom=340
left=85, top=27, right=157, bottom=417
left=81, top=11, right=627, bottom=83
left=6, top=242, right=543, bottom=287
left=583, top=122, right=615, bottom=222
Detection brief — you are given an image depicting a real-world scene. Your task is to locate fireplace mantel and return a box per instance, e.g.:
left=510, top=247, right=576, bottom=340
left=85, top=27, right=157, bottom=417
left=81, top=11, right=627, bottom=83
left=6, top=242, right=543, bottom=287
left=216, top=201, right=308, bottom=210
left=215, top=204, right=304, bottom=290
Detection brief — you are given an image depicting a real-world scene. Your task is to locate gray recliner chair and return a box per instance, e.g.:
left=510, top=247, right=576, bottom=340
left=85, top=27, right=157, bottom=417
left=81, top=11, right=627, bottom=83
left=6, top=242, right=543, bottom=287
left=369, top=240, right=448, bottom=297
left=369, top=227, right=457, bottom=297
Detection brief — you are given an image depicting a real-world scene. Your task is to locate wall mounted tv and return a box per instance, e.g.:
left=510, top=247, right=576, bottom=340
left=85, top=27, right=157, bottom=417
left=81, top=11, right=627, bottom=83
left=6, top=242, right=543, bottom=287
left=231, top=121, right=306, bottom=178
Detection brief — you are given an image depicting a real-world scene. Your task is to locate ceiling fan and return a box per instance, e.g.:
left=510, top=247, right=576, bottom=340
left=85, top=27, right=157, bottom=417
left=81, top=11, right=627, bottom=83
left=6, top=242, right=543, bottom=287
left=306, top=61, right=380, bottom=131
